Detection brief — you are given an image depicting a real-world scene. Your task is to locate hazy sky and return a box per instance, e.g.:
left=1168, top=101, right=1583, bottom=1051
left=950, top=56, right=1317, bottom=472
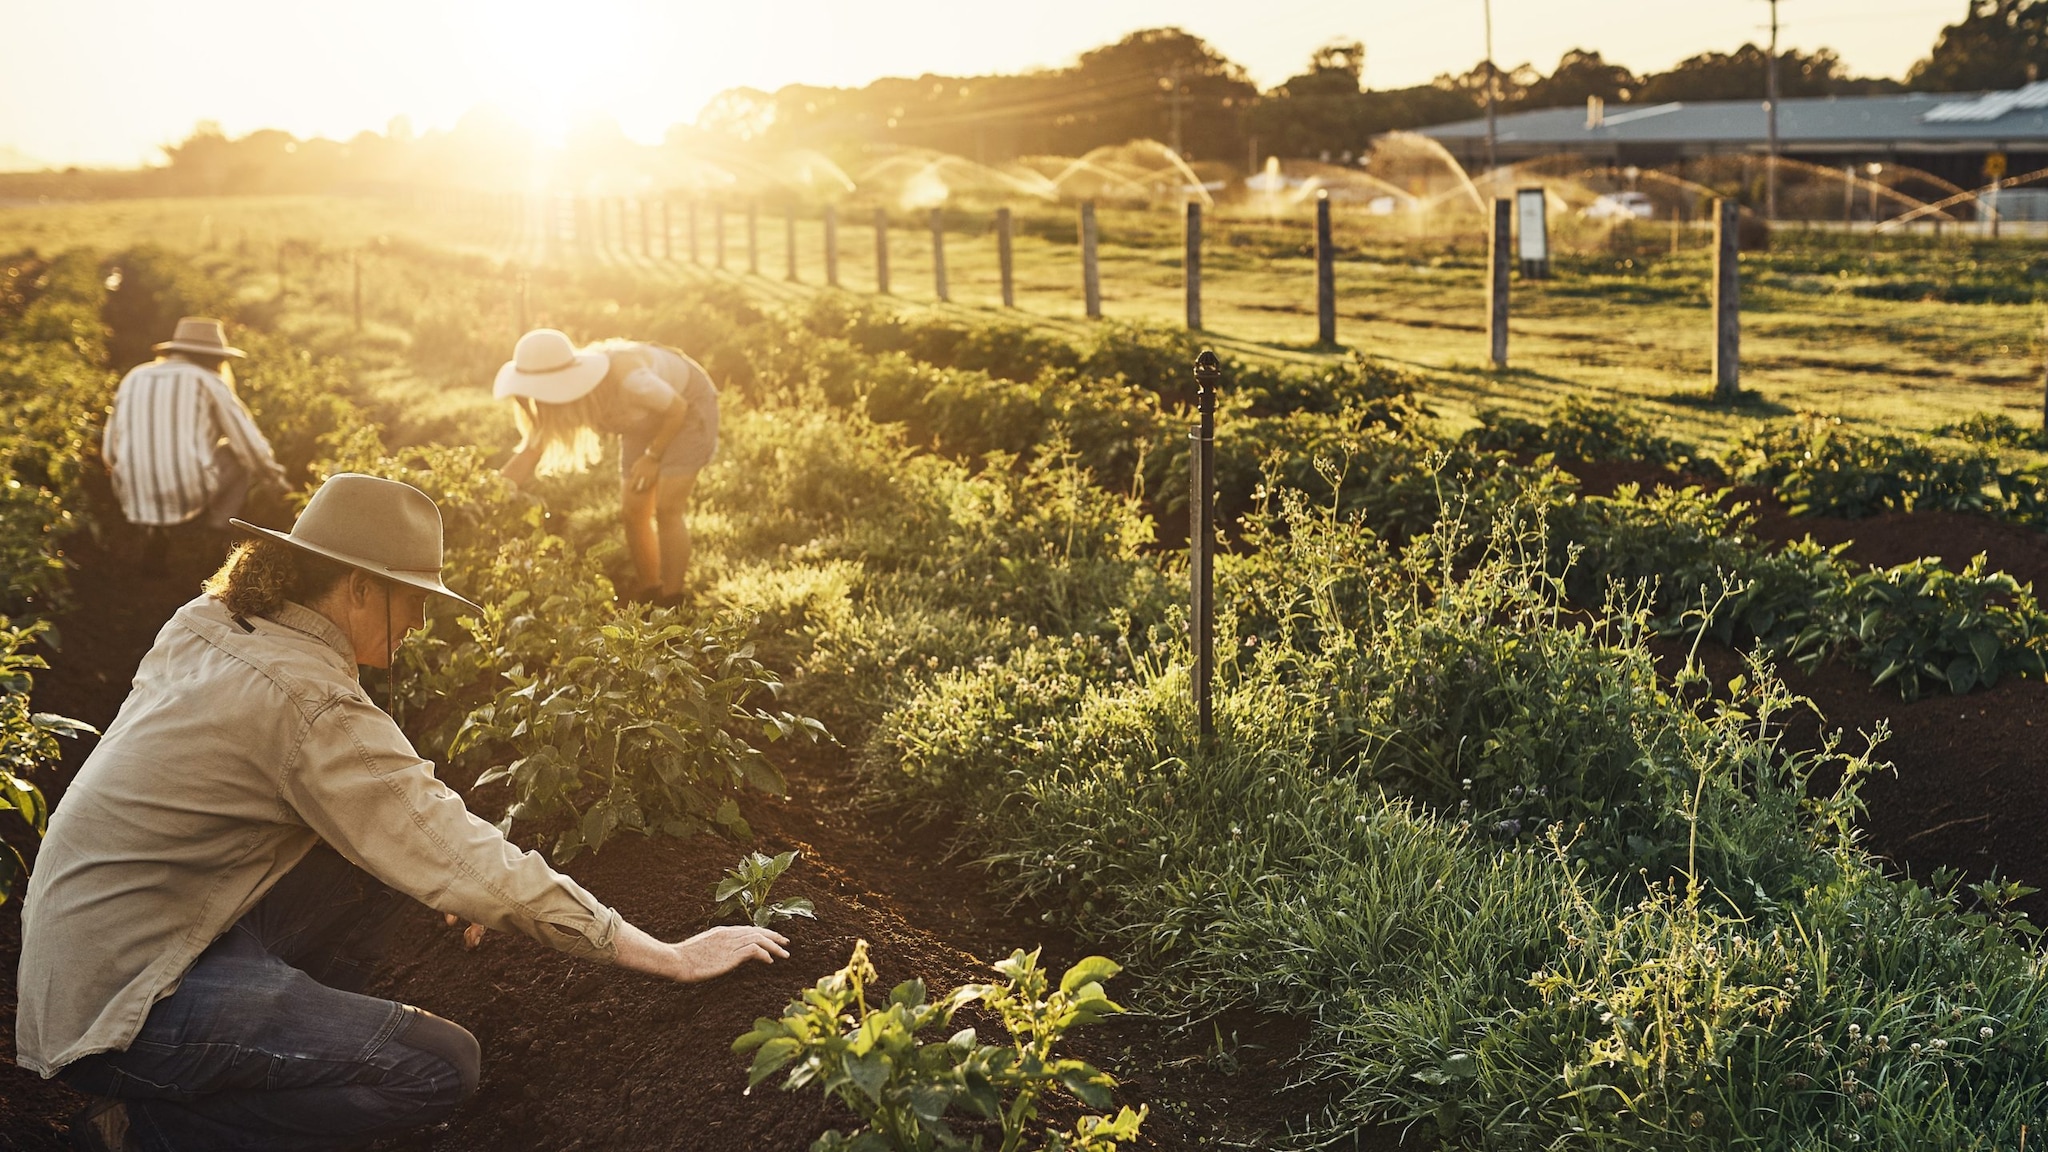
left=1, top=0, right=1967, bottom=166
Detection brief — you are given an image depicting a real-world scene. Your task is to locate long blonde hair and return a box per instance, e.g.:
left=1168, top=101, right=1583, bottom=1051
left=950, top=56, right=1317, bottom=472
left=510, top=341, right=659, bottom=476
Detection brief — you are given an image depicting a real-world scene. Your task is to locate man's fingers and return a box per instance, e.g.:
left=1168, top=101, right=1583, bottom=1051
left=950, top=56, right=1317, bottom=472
left=463, top=922, right=488, bottom=949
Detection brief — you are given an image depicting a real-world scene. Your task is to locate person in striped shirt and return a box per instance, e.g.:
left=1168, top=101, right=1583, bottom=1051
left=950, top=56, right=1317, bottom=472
left=103, top=317, right=288, bottom=537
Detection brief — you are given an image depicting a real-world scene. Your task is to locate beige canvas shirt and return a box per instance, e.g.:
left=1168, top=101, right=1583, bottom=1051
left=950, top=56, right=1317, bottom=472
left=15, top=595, right=621, bottom=1077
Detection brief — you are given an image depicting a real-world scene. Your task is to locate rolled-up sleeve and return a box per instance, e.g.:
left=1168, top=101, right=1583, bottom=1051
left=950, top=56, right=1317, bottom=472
left=283, top=692, right=621, bottom=962
left=200, top=375, right=284, bottom=477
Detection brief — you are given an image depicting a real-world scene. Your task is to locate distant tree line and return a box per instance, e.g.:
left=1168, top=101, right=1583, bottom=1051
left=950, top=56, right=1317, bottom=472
left=5, top=2, right=2037, bottom=195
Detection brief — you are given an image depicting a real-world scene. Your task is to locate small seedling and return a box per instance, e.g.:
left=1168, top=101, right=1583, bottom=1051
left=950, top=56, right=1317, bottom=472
left=714, top=849, right=815, bottom=928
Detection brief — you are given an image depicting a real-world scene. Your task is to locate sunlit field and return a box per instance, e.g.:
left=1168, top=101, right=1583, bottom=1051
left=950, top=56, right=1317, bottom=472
left=11, top=192, right=2043, bottom=454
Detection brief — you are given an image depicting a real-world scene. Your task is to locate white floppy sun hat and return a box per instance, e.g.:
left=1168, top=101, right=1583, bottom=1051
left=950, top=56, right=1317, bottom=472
left=493, top=328, right=609, bottom=404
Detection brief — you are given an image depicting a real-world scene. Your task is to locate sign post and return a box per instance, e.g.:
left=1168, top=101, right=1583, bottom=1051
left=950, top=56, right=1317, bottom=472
left=1515, top=187, right=1550, bottom=279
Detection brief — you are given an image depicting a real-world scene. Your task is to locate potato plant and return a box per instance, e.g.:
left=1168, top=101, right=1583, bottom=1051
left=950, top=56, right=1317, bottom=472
left=450, top=612, right=827, bottom=862
left=714, top=849, right=815, bottom=928
left=0, top=618, right=91, bottom=900
left=735, top=940, right=1144, bottom=1152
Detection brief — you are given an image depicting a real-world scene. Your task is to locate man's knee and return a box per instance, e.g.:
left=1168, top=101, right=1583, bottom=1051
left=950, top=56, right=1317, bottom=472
left=399, top=1008, right=480, bottom=1102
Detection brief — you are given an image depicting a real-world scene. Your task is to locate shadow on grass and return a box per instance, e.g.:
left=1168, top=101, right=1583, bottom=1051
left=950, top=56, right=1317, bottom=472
left=1654, top=388, right=1794, bottom=416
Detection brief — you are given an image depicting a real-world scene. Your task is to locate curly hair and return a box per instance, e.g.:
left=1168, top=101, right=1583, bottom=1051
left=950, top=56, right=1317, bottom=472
left=204, top=537, right=358, bottom=619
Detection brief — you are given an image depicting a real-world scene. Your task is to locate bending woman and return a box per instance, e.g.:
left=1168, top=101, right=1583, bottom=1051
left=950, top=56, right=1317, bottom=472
left=496, top=329, right=719, bottom=603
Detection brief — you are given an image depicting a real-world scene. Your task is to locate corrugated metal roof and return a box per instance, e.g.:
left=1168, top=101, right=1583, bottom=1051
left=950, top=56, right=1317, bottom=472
left=1420, top=90, right=2048, bottom=147
left=1923, top=81, right=2048, bottom=122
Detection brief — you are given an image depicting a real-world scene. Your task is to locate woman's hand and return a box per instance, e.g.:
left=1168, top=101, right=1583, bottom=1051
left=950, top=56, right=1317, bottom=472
left=627, top=452, right=662, bottom=494
left=501, top=445, right=541, bottom=490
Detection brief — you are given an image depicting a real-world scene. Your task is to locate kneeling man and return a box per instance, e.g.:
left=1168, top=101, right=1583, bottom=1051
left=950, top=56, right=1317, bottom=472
left=16, top=473, right=788, bottom=1151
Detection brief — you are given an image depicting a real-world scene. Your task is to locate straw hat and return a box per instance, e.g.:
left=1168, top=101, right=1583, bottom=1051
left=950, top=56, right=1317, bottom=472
left=492, top=329, right=609, bottom=404
left=231, top=473, right=483, bottom=614
left=154, top=316, right=245, bottom=359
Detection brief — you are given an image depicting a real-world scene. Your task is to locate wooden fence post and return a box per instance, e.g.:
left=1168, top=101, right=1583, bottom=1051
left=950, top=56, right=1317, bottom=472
left=824, top=205, right=839, bottom=287
left=746, top=202, right=759, bottom=274
left=1190, top=349, right=1220, bottom=739
left=1316, top=192, right=1336, bottom=345
left=1488, top=198, right=1511, bottom=368
left=1185, top=201, right=1203, bottom=330
left=1080, top=200, right=1101, bottom=319
left=1712, top=198, right=1741, bottom=400
left=996, top=208, right=1015, bottom=308
left=874, top=208, right=891, bottom=294
left=786, top=203, right=799, bottom=282
left=688, top=201, right=700, bottom=264
left=930, top=208, right=949, bottom=302
left=714, top=203, right=726, bottom=269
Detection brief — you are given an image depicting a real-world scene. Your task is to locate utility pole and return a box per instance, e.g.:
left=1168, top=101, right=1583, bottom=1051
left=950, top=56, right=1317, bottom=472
left=1164, top=66, right=1186, bottom=157
left=1483, top=0, right=1499, bottom=174
left=1764, top=0, right=1781, bottom=222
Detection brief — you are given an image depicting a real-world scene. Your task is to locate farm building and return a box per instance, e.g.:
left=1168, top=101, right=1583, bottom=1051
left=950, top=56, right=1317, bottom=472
left=1420, top=84, right=2048, bottom=219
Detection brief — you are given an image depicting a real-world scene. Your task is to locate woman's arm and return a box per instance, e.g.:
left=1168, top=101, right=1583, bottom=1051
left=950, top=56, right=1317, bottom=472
left=626, top=395, right=691, bottom=493
left=500, top=443, right=543, bottom=489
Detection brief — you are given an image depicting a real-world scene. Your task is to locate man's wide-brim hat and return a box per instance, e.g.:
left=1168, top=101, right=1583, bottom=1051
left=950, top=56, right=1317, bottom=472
left=154, top=316, right=245, bottom=359
left=493, top=328, right=608, bottom=405
left=230, top=473, right=484, bottom=615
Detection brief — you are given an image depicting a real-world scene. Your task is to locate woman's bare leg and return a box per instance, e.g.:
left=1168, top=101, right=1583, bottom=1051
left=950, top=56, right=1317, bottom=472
left=654, top=471, right=698, bottom=595
left=620, top=478, right=661, bottom=595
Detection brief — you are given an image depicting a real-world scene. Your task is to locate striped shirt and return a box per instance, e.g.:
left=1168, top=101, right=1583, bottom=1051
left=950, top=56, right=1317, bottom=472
left=103, top=359, right=283, bottom=527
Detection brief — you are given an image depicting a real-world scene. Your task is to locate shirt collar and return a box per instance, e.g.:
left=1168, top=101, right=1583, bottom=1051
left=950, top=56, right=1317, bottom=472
left=267, top=600, right=356, bottom=665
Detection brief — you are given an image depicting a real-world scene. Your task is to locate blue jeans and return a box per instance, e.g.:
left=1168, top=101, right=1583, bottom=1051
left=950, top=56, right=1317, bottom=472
left=59, top=847, right=480, bottom=1150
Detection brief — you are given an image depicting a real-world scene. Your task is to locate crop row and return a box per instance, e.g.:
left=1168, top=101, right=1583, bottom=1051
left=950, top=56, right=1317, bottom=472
left=8, top=235, right=2048, bottom=1147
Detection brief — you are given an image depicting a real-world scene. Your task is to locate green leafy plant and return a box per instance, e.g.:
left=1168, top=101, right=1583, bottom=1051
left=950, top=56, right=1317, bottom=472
left=0, top=618, right=93, bottom=901
left=1938, top=411, right=2047, bottom=451
left=1469, top=396, right=1703, bottom=472
left=1802, top=553, right=2048, bottom=698
left=449, top=612, right=828, bottom=862
left=715, top=849, right=816, bottom=928
left=735, top=940, right=1145, bottom=1152
left=1723, top=413, right=1997, bottom=518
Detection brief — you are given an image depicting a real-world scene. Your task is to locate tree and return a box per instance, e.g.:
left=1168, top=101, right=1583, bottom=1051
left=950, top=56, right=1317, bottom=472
left=1064, top=27, right=1259, bottom=159
left=1436, top=60, right=1542, bottom=110
left=1248, top=40, right=1370, bottom=159
left=1634, top=44, right=1898, bottom=104
left=1515, top=50, right=1639, bottom=109
left=1908, top=0, right=2048, bottom=91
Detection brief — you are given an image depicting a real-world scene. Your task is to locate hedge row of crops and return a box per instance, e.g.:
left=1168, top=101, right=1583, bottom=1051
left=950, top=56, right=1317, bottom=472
left=6, top=234, right=2048, bottom=1148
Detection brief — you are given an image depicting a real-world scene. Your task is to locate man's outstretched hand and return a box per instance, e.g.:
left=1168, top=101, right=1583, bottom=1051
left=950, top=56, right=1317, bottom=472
left=615, top=921, right=790, bottom=984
